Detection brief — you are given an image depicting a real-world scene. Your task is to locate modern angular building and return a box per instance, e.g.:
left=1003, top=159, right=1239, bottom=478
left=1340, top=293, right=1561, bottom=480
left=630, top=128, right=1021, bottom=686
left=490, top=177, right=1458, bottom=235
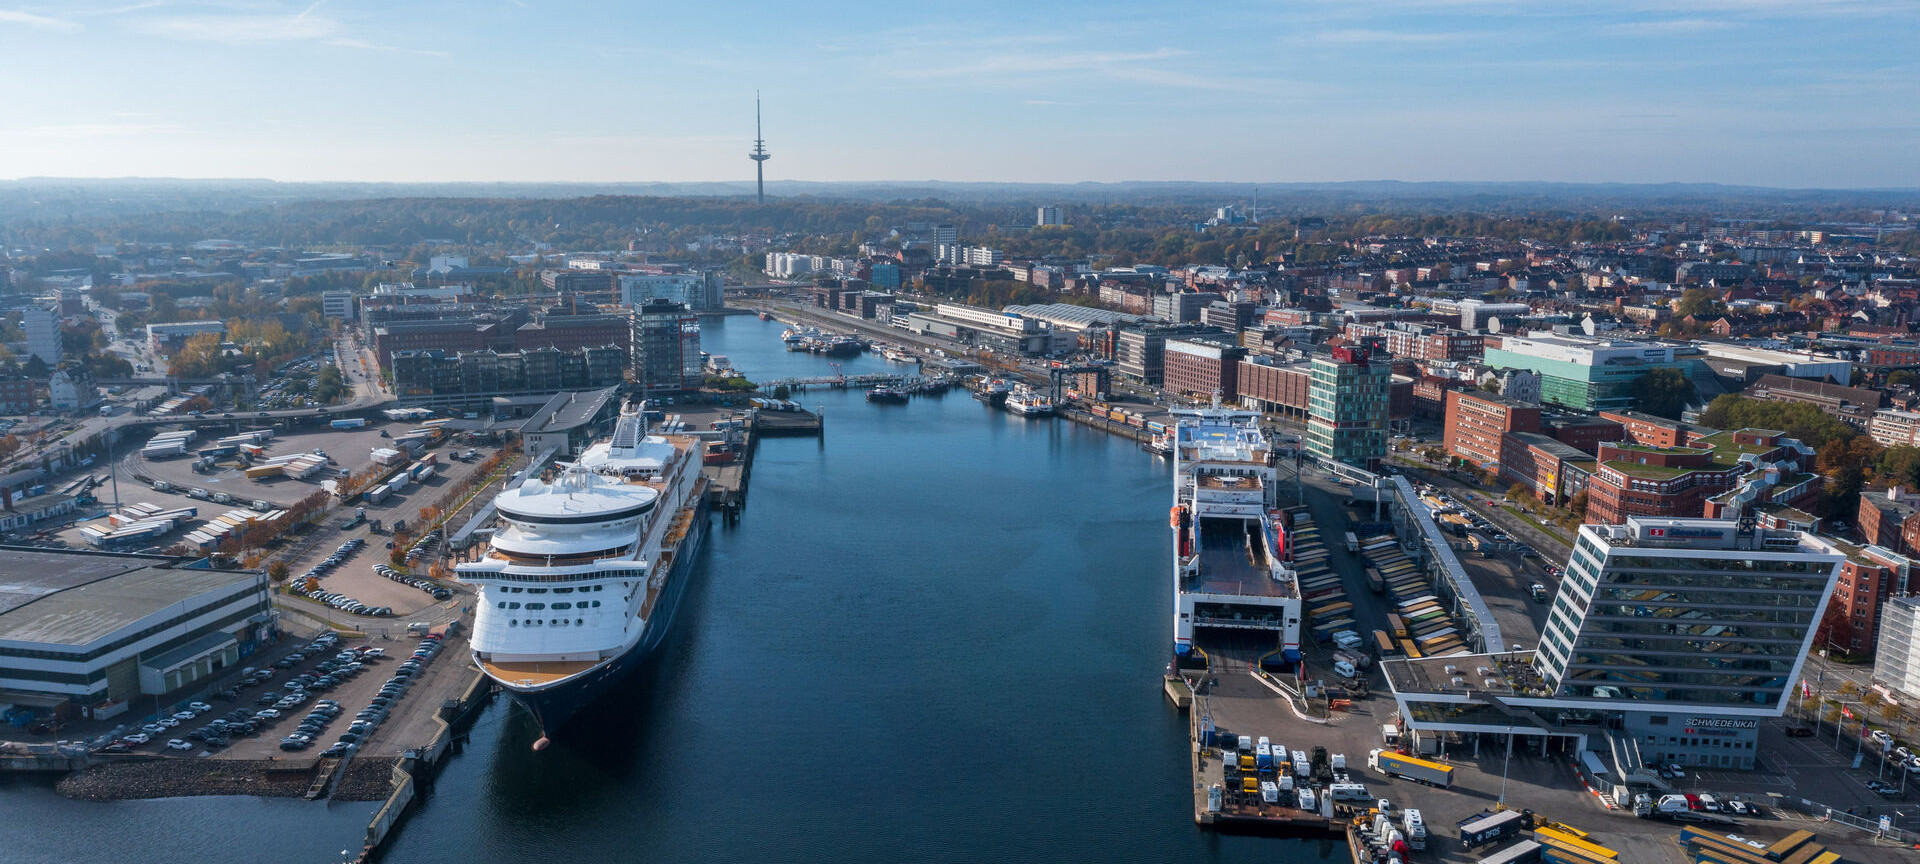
left=629, top=299, right=703, bottom=394
left=1305, top=344, right=1388, bottom=469
left=1384, top=517, right=1844, bottom=775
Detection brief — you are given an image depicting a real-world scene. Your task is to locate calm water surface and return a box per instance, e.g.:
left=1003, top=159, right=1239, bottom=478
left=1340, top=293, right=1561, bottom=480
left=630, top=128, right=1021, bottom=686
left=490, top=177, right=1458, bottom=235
left=5, top=316, right=1339, bottom=864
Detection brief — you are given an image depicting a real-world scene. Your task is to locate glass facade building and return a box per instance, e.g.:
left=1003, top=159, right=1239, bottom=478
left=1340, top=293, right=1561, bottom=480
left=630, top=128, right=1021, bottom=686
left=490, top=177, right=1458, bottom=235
left=1305, top=345, right=1388, bottom=468
left=1536, top=518, right=1843, bottom=712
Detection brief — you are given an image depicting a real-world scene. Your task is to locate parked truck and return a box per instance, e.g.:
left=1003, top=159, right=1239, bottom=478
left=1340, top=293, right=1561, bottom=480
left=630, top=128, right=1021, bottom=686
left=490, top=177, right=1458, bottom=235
left=1344, top=531, right=1360, bottom=553
left=1369, top=749, right=1454, bottom=788
left=330, top=418, right=367, bottom=430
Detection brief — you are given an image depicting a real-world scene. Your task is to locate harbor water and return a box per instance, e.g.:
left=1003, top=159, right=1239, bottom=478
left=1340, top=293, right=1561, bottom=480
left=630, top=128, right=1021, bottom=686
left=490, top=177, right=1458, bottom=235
left=1, top=315, right=1341, bottom=864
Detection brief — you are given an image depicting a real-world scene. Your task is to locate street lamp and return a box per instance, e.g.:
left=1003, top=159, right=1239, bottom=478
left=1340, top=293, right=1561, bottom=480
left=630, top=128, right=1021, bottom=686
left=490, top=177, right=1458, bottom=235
left=1499, top=724, right=1514, bottom=806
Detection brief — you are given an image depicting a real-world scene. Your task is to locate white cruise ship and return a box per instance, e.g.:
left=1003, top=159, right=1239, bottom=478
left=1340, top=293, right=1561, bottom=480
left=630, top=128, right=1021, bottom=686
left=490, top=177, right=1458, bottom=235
left=1169, top=405, right=1301, bottom=666
left=456, top=402, right=709, bottom=746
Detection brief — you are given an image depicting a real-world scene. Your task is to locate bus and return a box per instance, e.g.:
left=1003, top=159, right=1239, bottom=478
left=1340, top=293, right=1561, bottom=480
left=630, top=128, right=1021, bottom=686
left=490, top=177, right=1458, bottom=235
left=1372, top=630, right=1397, bottom=656
left=1385, top=613, right=1408, bottom=639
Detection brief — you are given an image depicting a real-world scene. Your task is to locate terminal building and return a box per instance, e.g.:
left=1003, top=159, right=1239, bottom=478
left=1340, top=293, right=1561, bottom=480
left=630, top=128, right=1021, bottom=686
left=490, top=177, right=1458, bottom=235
left=1383, top=517, right=1844, bottom=786
left=0, top=548, right=274, bottom=720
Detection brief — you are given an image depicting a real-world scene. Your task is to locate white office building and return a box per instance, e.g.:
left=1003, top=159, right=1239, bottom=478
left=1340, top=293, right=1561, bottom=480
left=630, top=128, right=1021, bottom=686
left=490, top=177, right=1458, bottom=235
left=1384, top=517, right=1844, bottom=775
left=23, top=306, right=60, bottom=366
left=321, top=290, right=356, bottom=320
left=1875, top=597, right=1920, bottom=702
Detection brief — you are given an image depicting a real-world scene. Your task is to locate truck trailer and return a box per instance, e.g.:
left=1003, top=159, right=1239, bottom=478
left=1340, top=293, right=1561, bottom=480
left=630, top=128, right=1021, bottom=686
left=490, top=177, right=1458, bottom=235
left=1369, top=749, right=1454, bottom=788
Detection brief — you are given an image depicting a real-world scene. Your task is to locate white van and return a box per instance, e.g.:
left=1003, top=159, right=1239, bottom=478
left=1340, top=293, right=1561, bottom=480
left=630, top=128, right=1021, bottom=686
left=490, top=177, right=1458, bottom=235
left=1328, top=782, right=1371, bottom=801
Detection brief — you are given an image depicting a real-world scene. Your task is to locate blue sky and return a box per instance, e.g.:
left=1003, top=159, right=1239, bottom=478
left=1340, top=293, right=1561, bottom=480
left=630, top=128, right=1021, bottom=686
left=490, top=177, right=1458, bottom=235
left=0, top=0, right=1915, bottom=187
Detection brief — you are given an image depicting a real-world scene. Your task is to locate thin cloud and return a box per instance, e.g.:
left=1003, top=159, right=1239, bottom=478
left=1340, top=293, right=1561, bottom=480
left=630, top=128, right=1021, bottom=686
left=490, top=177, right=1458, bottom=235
left=135, top=8, right=342, bottom=44
left=892, top=47, right=1189, bottom=79
left=1314, top=29, right=1473, bottom=44
left=21, top=123, right=181, bottom=137
left=125, top=2, right=442, bottom=55
left=1601, top=18, right=1733, bottom=36
left=0, top=8, right=80, bottom=32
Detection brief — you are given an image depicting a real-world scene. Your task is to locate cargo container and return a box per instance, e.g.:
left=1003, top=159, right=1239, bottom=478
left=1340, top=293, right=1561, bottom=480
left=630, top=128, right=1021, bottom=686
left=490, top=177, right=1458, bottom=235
left=1344, top=531, right=1360, bottom=552
left=331, top=418, right=367, bottom=429
left=1370, top=750, right=1453, bottom=787
left=1459, top=809, right=1529, bottom=848
left=367, top=484, right=391, bottom=504
left=370, top=448, right=405, bottom=466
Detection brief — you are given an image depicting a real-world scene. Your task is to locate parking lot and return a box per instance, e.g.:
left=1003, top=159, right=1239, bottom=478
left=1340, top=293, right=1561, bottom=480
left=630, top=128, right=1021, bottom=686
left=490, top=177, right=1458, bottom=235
left=93, top=627, right=470, bottom=762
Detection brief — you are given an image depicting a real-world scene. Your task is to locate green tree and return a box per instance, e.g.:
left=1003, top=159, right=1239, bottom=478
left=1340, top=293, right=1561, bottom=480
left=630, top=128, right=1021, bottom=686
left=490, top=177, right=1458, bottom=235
left=1674, top=287, right=1720, bottom=318
left=1889, top=370, right=1920, bottom=389
left=1632, top=367, right=1696, bottom=420
left=314, top=365, right=345, bottom=404
left=1698, top=395, right=1856, bottom=448
left=1879, top=445, right=1920, bottom=489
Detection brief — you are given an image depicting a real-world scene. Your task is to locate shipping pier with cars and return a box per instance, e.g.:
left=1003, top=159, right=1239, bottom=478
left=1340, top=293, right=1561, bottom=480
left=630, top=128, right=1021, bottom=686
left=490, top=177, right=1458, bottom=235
left=1162, top=442, right=1895, bottom=862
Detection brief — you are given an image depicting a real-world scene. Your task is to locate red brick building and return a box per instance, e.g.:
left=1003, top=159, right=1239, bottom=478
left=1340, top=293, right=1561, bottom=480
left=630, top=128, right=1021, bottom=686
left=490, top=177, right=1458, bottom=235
left=1499, top=432, right=1596, bottom=506
left=1586, top=429, right=1820, bottom=524
left=513, top=313, right=631, bottom=352
left=1542, top=415, right=1626, bottom=455
left=1410, top=375, right=1460, bottom=421
left=1860, top=489, right=1920, bottom=556
left=1818, top=545, right=1913, bottom=658
left=1443, top=390, right=1541, bottom=471
left=0, top=378, right=34, bottom=413
left=1162, top=339, right=1246, bottom=401
left=1598, top=410, right=1714, bottom=448
left=1236, top=359, right=1311, bottom=419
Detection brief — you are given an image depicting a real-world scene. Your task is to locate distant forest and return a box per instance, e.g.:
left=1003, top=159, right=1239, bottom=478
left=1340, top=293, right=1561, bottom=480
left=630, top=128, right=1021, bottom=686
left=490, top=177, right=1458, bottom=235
left=1, top=179, right=1916, bottom=266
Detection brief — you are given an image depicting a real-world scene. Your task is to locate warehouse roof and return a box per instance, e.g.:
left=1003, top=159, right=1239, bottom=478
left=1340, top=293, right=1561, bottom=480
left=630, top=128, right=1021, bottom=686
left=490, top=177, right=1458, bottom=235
left=0, top=548, right=261, bottom=646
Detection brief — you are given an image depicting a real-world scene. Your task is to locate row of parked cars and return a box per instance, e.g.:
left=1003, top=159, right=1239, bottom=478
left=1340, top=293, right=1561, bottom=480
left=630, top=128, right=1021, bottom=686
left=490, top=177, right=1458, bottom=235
left=374, top=563, right=453, bottom=601
left=300, top=536, right=364, bottom=583
left=404, top=529, right=443, bottom=565
left=291, top=581, right=395, bottom=617
left=101, top=633, right=363, bottom=754
left=289, top=634, right=446, bottom=758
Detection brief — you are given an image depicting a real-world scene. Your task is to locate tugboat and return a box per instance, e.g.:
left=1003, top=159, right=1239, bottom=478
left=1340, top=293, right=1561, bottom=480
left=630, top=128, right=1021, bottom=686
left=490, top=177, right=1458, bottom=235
left=866, top=385, right=909, bottom=404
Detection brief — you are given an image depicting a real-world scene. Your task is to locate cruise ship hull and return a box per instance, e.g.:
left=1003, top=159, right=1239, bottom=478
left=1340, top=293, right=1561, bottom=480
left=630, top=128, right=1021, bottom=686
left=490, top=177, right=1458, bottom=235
left=501, top=498, right=711, bottom=738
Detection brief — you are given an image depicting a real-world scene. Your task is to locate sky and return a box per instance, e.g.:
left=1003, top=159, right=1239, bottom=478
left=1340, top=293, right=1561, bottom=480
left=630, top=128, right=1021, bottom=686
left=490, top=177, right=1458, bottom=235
left=0, top=0, right=1916, bottom=188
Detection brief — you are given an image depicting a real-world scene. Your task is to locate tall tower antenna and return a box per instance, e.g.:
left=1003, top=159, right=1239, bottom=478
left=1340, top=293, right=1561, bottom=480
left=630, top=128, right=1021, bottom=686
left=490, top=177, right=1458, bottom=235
left=749, top=92, right=771, bottom=204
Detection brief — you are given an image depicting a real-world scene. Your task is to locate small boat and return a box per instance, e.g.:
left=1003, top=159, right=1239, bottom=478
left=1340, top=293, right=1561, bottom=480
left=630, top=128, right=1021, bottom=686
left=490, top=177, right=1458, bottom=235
left=1005, top=386, right=1055, bottom=417
left=866, top=385, right=909, bottom=404
left=972, top=378, right=1010, bottom=405
left=883, top=348, right=918, bottom=364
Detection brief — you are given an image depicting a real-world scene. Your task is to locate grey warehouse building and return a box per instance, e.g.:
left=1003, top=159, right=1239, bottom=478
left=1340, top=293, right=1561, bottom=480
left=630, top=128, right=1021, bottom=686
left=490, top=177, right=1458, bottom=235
left=0, top=548, right=275, bottom=719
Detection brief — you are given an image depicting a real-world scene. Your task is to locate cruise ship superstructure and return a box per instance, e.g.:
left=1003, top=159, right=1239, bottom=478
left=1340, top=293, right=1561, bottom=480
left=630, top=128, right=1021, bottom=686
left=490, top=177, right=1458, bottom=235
left=456, top=402, right=709, bottom=744
left=1169, top=406, right=1301, bottom=664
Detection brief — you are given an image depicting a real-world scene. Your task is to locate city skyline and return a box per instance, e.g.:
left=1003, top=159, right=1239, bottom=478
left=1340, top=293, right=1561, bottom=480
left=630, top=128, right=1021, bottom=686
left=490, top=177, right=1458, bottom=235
left=0, top=1, right=1916, bottom=187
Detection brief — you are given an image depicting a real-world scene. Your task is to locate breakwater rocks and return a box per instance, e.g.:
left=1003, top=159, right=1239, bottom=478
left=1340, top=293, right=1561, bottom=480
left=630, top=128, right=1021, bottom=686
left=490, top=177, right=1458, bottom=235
left=57, top=757, right=400, bottom=802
